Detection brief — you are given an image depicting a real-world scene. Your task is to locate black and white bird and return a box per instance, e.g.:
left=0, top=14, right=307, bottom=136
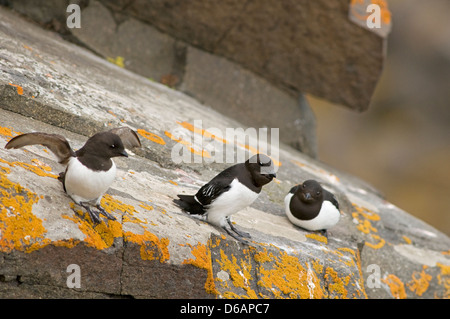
left=5, top=127, right=141, bottom=224
left=284, top=179, right=340, bottom=232
left=175, top=154, right=277, bottom=241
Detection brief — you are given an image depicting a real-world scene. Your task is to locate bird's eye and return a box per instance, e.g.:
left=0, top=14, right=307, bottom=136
left=316, top=191, right=321, bottom=196
left=303, top=184, right=307, bottom=188
left=111, top=144, right=116, bottom=148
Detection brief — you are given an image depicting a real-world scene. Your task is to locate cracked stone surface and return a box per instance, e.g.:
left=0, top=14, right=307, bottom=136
left=0, top=7, right=449, bottom=299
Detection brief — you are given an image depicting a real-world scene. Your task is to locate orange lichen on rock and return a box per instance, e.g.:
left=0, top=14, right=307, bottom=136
left=177, top=121, right=228, bottom=145
left=101, top=194, right=137, bottom=216
left=137, top=128, right=166, bottom=145
left=64, top=203, right=122, bottom=250
left=0, top=158, right=59, bottom=179
left=8, top=82, right=24, bottom=95
left=402, top=235, right=412, bottom=245
left=325, top=267, right=350, bottom=299
left=365, top=234, right=385, bottom=249
left=124, top=230, right=170, bottom=263
left=382, top=274, right=407, bottom=299
left=216, top=248, right=257, bottom=299
left=182, top=241, right=218, bottom=295
left=255, top=249, right=324, bottom=299
left=436, top=263, right=450, bottom=299
left=62, top=194, right=169, bottom=261
left=0, top=162, right=50, bottom=253
left=407, top=266, right=432, bottom=297
left=352, top=203, right=385, bottom=250
left=305, top=233, right=328, bottom=244
left=165, top=130, right=211, bottom=158
left=0, top=126, right=21, bottom=139
left=138, top=202, right=153, bottom=211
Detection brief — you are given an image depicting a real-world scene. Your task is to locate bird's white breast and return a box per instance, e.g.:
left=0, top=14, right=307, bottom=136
left=64, top=157, right=116, bottom=205
left=206, top=178, right=259, bottom=227
left=284, top=193, right=340, bottom=231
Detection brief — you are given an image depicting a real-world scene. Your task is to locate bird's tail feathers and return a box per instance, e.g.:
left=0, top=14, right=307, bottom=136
left=174, top=194, right=205, bottom=215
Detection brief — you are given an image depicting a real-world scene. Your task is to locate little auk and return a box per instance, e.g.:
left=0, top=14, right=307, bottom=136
left=5, top=127, right=141, bottom=224
left=174, top=154, right=276, bottom=242
left=284, top=179, right=340, bottom=232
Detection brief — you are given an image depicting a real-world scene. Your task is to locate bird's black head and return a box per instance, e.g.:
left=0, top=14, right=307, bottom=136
left=83, top=132, right=128, bottom=159
left=245, top=153, right=277, bottom=187
left=296, top=180, right=323, bottom=204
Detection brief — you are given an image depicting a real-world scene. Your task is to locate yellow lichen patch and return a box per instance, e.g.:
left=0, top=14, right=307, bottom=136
left=165, top=131, right=211, bottom=158
left=305, top=233, right=328, bottom=244
left=382, top=274, right=407, bottom=299
left=101, top=194, right=137, bottom=216
left=177, top=121, right=228, bottom=145
left=407, top=266, right=432, bottom=297
left=216, top=248, right=257, bottom=299
left=63, top=204, right=122, bottom=250
left=335, top=247, right=358, bottom=268
left=365, top=234, right=385, bottom=250
left=0, top=126, right=21, bottom=139
left=402, top=235, right=412, bottom=245
left=107, top=56, right=125, bottom=68
left=138, top=202, right=153, bottom=211
left=0, top=158, right=59, bottom=179
left=0, top=163, right=50, bottom=253
left=436, top=263, right=450, bottom=299
left=124, top=230, right=170, bottom=263
left=51, top=238, right=80, bottom=249
left=182, top=241, right=218, bottom=295
left=325, top=267, right=350, bottom=299
left=352, top=203, right=385, bottom=250
left=137, top=128, right=166, bottom=145
left=255, top=249, right=324, bottom=299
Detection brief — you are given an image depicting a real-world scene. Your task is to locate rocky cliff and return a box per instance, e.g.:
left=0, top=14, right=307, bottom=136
left=0, top=5, right=449, bottom=299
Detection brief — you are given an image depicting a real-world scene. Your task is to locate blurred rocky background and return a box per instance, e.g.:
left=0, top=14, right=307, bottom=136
left=310, top=0, right=450, bottom=235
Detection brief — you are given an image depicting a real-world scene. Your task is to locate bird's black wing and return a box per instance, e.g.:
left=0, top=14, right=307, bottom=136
left=195, top=180, right=232, bottom=206
left=107, top=127, right=142, bottom=149
left=195, top=163, right=243, bottom=206
left=175, top=181, right=231, bottom=215
left=324, top=190, right=339, bottom=210
left=5, top=132, right=74, bottom=164
left=289, top=184, right=301, bottom=194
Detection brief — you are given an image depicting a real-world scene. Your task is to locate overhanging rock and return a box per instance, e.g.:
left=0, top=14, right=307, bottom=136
left=97, top=0, right=391, bottom=111
left=0, top=7, right=449, bottom=299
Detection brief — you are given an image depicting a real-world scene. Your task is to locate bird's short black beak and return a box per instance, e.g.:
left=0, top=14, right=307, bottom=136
left=304, top=192, right=312, bottom=200
left=120, top=149, right=129, bottom=157
left=264, top=173, right=276, bottom=179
